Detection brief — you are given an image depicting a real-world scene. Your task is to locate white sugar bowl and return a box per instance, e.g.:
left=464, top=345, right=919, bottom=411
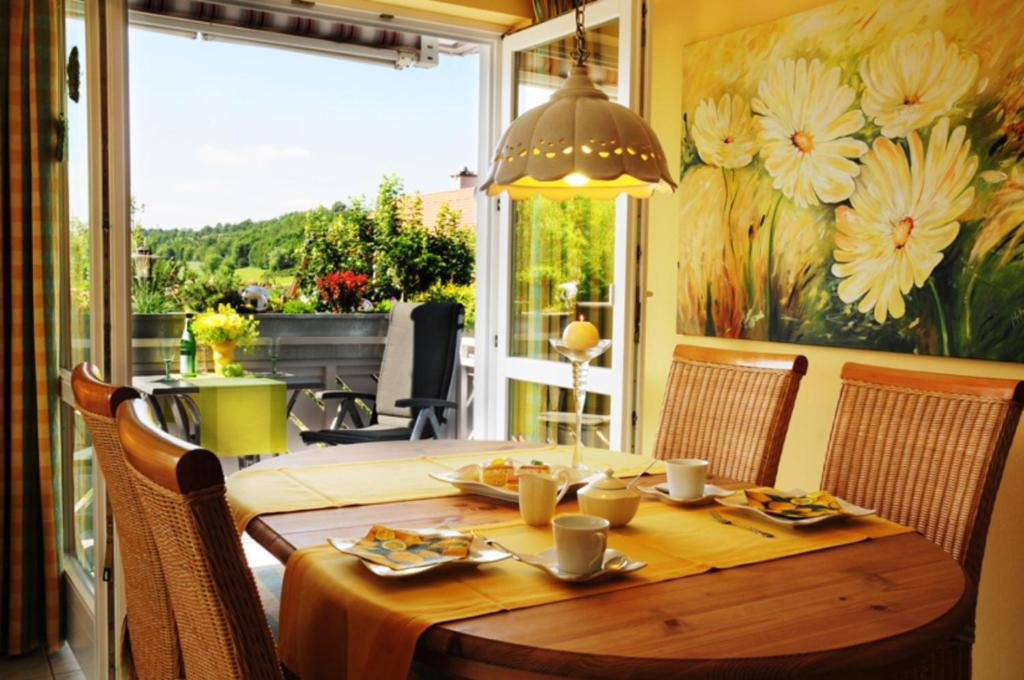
left=577, top=468, right=641, bottom=528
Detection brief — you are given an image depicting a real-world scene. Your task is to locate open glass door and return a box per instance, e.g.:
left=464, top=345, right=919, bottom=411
left=59, top=1, right=132, bottom=676
left=492, top=0, right=640, bottom=451
left=59, top=2, right=108, bottom=676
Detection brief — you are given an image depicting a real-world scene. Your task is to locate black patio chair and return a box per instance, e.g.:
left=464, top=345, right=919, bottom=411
left=300, top=302, right=464, bottom=445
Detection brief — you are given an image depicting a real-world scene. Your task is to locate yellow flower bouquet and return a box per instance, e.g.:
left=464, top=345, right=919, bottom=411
left=191, top=305, right=259, bottom=374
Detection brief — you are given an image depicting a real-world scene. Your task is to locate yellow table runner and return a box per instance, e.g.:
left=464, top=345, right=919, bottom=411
left=226, top=446, right=664, bottom=530
left=190, top=376, right=287, bottom=457
left=277, top=502, right=912, bottom=680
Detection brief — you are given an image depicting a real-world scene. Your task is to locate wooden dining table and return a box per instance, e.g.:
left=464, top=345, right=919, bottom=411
left=244, top=440, right=973, bottom=678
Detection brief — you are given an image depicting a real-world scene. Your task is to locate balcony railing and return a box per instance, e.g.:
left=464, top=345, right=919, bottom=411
left=132, top=313, right=474, bottom=449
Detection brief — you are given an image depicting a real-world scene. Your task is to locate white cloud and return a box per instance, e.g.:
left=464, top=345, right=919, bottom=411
left=197, top=143, right=312, bottom=169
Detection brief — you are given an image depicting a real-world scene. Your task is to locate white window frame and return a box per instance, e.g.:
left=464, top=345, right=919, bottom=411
left=480, top=0, right=642, bottom=451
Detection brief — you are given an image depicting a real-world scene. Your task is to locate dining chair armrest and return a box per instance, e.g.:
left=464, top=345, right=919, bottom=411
left=395, top=398, right=456, bottom=410
left=320, top=390, right=376, bottom=402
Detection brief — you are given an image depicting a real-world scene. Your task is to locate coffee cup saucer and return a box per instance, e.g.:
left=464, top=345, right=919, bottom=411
left=514, top=548, right=646, bottom=582
left=638, top=483, right=733, bottom=506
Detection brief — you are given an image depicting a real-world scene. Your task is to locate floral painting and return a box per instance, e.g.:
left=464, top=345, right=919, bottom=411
left=677, top=0, right=1024, bottom=361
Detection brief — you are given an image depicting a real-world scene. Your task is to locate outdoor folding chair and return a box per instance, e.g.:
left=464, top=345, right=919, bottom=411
left=301, top=302, right=463, bottom=445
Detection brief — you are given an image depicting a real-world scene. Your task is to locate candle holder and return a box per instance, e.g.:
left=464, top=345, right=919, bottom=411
left=548, top=338, right=612, bottom=472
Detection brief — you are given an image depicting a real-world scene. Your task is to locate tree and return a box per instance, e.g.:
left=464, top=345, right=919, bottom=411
left=370, top=175, right=405, bottom=298
left=69, top=217, right=90, bottom=308
left=431, top=202, right=475, bottom=286
left=267, top=247, right=294, bottom=271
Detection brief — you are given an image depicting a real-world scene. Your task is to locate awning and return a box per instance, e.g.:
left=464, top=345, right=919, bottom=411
left=125, top=0, right=478, bottom=69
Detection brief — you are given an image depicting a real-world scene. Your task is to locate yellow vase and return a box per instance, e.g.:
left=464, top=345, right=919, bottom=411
left=210, top=340, right=236, bottom=375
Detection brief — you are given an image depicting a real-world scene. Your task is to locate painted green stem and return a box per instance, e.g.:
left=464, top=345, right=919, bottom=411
left=765, top=193, right=783, bottom=340
left=928, top=278, right=951, bottom=356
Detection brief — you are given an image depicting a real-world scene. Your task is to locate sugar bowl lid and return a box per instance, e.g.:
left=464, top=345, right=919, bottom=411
left=580, top=468, right=639, bottom=498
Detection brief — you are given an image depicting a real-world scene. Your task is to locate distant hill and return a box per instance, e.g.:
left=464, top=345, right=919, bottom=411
left=143, top=204, right=344, bottom=273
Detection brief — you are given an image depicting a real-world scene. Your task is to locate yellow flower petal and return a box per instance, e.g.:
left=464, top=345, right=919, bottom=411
left=831, top=118, right=976, bottom=323
left=754, top=57, right=866, bottom=207
left=860, top=31, right=978, bottom=138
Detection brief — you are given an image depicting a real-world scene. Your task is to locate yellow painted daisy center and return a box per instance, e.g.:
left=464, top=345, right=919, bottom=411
left=902, top=93, right=922, bottom=105
left=891, top=216, right=915, bottom=249
left=722, top=135, right=734, bottom=144
left=790, top=130, right=815, bottom=153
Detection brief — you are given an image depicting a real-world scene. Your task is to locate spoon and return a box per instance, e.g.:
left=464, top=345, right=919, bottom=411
left=486, top=537, right=628, bottom=570
left=710, top=510, right=775, bottom=539
left=601, top=554, right=631, bottom=571
left=481, top=537, right=525, bottom=561
left=626, top=459, right=660, bottom=489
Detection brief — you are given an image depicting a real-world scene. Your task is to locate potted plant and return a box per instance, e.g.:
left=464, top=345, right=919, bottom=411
left=191, top=304, right=259, bottom=375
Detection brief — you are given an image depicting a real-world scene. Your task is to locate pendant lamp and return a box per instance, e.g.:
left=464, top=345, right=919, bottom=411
left=480, top=0, right=676, bottom=200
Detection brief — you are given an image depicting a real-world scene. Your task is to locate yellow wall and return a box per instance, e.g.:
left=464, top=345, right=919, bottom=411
left=642, top=1, right=1024, bottom=677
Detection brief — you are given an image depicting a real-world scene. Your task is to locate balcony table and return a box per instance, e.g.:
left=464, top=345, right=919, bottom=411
left=132, top=374, right=321, bottom=454
left=244, top=440, right=972, bottom=679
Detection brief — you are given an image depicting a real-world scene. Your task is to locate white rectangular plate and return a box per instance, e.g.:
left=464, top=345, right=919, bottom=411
left=328, top=531, right=511, bottom=578
left=714, top=489, right=876, bottom=527
left=429, top=466, right=521, bottom=502
left=429, top=462, right=590, bottom=503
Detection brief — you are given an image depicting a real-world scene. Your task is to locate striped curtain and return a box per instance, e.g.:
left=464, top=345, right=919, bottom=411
left=0, top=0, right=63, bottom=656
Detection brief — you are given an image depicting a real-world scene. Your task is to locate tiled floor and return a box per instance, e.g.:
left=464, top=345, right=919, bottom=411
left=0, top=643, right=84, bottom=680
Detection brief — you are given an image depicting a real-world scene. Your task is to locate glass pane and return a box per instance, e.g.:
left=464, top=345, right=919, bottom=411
left=65, top=7, right=90, bottom=366
left=509, top=20, right=619, bottom=367
left=508, top=379, right=611, bottom=450
left=65, top=406, right=95, bottom=577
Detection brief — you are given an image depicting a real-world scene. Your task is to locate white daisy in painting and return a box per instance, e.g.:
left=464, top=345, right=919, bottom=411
left=752, top=58, right=868, bottom=208
left=970, top=165, right=1024, bottom=265
left=860, top=30, right=978, bottom=139
left=832, top=118, right=977, bottom=323
left=692, top=94, right=759, bottom=168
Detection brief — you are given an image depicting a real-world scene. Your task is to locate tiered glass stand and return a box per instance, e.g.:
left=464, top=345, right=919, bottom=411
left=548, top=338, right=612, bottom=472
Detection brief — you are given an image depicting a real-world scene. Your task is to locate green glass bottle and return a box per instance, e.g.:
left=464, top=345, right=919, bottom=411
left=179, top=312, right=196, bottom=377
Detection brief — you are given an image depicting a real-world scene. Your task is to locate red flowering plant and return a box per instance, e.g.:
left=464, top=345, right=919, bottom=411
left=315, top=270, right=369, bottom=313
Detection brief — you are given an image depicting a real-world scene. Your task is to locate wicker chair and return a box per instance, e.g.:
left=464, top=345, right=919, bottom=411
left=71, top=364, right=181, bottom=679
left=821, top=362, right=1024, bottom=678
left=651, top=344, right=808, bottom=486
left=116, top=398, right=284, bottom=680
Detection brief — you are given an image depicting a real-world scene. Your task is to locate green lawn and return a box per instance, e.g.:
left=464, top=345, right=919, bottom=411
left=235, top=266, right=294, bottom=288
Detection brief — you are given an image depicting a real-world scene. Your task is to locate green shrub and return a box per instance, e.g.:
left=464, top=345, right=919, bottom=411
left=412, top=281, right=475, bottom=330
left=177, top=268, right=243, bottom=312
left=132, top=289, right=176, bottom=313
left=282, top=298, right=317, bottom=314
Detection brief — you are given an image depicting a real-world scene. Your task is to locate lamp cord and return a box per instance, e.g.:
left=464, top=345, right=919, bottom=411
left=571, top=0, right=589, bottom=67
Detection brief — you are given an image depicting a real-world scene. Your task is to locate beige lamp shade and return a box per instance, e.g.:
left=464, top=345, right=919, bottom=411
left=480, top=66, right=676, bottom=200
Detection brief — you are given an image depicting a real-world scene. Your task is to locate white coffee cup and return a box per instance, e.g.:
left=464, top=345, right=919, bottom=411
left=665, top=458, right=709, bottom=499
left=552, top=514, right=609, bottom=575
left=519, top=470, right=570, bottom=527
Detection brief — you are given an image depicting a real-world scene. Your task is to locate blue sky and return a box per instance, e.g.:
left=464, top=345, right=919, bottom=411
left=126, top=27, right=480, bottom=230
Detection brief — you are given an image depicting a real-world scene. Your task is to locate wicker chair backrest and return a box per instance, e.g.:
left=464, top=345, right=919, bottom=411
left=822, top=362, right=1024, bottom=583
left=117, top=399, right=283, bottom=680
left=71, top=363, right=181, bottom=679
left=651, top=344, right=807, bottom=486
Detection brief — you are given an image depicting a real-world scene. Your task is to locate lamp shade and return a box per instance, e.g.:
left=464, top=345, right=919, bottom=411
left=480, top=66, right=676, bottom=200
